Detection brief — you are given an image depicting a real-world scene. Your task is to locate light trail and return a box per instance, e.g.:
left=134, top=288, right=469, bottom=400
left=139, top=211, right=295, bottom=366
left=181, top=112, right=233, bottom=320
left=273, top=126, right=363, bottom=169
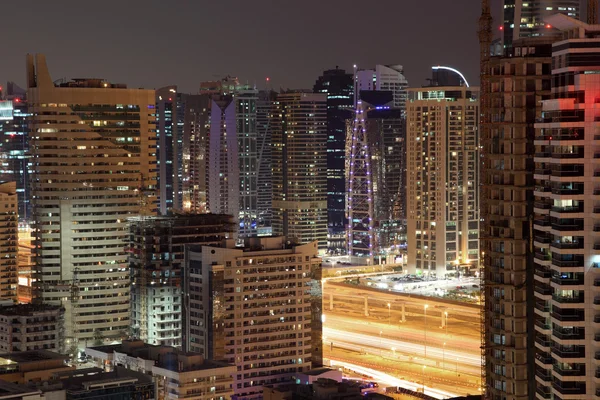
left=324, top=327, right=481, bottom=367
left=329, top=358, right=459, bottom=399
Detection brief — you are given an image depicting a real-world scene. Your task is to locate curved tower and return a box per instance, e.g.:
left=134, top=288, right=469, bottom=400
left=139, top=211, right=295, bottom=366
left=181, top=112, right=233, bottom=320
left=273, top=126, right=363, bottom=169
left=346, top=101, right=374, bottom=262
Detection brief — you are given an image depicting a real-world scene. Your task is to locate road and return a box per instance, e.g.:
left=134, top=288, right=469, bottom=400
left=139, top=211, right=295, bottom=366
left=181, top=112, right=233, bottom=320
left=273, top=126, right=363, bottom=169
left=322, top=280, right=483, bottom=396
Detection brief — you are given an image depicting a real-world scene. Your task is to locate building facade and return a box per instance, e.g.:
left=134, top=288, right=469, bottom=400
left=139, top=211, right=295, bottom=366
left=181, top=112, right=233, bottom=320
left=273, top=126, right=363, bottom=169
left=407, top=77, right=479, bottom=277
left=128, top=213, right=234, bottom=347
left=183, top=237, right=322, bottom=399
left=0, top=84, right=31, bottom=222
left=354, top=65, right=409, bottom=109
left=26, top=54, right=157, bottom=350
left=0, top=181, right=18, bottom=301
left=313, top=69, right=354, bottom=242
left=481, top=37, right=553, bottom=400
left=256, top=90, right=276, bottom=236
left=532, top=15, right=600, bottom=399
left=0, top=304, right=63, bottom=353
left=502, top=0, right=580, bottom=49
left=201, top=78, right=259, bottom=239
left=272, top=92, right=328, bottom=250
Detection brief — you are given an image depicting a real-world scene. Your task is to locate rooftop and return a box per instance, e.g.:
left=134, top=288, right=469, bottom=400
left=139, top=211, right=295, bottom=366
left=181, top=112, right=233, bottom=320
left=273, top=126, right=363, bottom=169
left=0, top=304, right=63, bottom=317
left=0, top=350, right=68, bottom=365
left=0, top=380, right=40, bottom=397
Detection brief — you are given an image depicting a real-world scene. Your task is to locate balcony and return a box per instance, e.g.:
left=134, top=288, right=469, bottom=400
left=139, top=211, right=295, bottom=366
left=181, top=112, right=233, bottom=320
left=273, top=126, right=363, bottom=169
left=552, top=346, right=586, bottom=359
left=535, top=301, right=550, bottom=313
left=552, top=308, right=585, bottom=322
left=535, top=285, right=552, bottom=296
left=551, top=380, right=586, bottom=395
left=551, top=241, right=584, bottom=250
left=535, top=319, right=551, bottom=330
left=551, top=165, right=584, bottom=177
left=535, top=168, right=551, bottom=175
left=553, top=364, right=586, bottom=376
left=535, top=268, right=551, bottom=279
left=551, top=276, right=584, bottom=286
left=551, top=222, right=584, bottom=232
left=551, top=187, right=585, bottom=196
left=536, top=386, right=552, bottom=399
left=535, top=252, right=551, bottom=262
left=552, top=294, right=584, bottom=304
left=536, top=185, right=552, bottom=193
left=553, top=328, right=585, bottom=340
left=535, top=334, right=551, bottom=347
left=536, top=352, right=552, bottom=365
left=536, top=368, right=552, bottom=381
left=551, top=257, right=584, bottom=268
left=534, top=235, right=551, bottom=244
left=535, top=201, right=552, bottom=210
left=551, top=205, right=584, bottom=213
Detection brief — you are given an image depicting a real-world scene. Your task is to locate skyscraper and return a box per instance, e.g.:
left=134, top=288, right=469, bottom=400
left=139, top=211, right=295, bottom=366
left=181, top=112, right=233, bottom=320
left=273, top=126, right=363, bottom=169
left=256, top=90, right=276, bottom=236
left=201, top=78, right=259, bottom=238
left=502, top=0, right=581, bottom=48
left=532, top=14, right=600, bottom=398
left=406, top=69, right=479, bottom=277
left=272, top=92, right=328, bottom=250
left=0, top=83, right=31, bottom=221
left=481, top=36, right=553, bottom=400
left=313, top=69, right=354, bottom=244
left=26, top=54, right=157, bottom=350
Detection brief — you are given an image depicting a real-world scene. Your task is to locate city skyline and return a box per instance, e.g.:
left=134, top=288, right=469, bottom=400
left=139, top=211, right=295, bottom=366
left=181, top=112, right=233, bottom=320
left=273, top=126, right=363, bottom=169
left=0, top=0, right=507, bottom=93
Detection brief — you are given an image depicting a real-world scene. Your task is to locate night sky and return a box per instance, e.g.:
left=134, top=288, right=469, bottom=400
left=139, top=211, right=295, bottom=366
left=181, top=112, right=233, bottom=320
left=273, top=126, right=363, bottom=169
left=1, top=0, right=503, bottom=93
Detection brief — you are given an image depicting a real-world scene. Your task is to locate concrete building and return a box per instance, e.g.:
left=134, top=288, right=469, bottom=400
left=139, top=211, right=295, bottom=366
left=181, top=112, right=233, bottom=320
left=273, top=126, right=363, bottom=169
left=313, top=69, right=354, bottom=242
left=0, top=181, right=18, bottom=300
left=200, top=77, right=259, bottom=239
left=406, top=71, right=479, bottom=277
left=0, top=380, right=42, bottom=400
left=86, top=340, right=235, bottom=400
left=0, top=350, right=73, bottom=384
left=26, top=54, right=157, bottom=350
left=272, top=92, right=328, bottom=251
left=0, top=304, right=64, bottom=353
left=17, top=223, right=34, bottom=304
left=502, top=0, right=580, bottom=49
left=183, top=237, right=322, bottom=399
left=481, top=37, right=553, bottom=400
left=128, top=213, right=234, bottom=347
left=532, top=14, right=600, bottom=399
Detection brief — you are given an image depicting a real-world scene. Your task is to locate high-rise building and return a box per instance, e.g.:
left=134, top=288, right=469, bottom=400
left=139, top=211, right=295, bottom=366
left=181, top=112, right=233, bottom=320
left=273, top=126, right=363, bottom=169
left=502, top=0, right=580, bottom=49
left=183, top=237, right=322, bottom=399
left=183, top=94, right=211, bottom=213
left=26, top=54, right=157, bottom=350
left=200, top=77, right=258, bottom=238
left=406, top=70, right=479, bottom=277
left=313, top=69, right=354, bottom=243
left=272, top=92, right=328, bottom=250
left=0, top=181, right=18, bottom=301
left=532, top=14, right=600, bottom=399
left=481, top=36, right=553, bottom=400
left=156, top=86, right=181, bottom=214
left=354, top=65, right=409, bottom=110
left=0, top=83, right=31, bottom=221
left=345, top=91, right=405, bottom=262
left=256, top=90, right=276, bottom=236
left=128, top=213, right=234, bottom=347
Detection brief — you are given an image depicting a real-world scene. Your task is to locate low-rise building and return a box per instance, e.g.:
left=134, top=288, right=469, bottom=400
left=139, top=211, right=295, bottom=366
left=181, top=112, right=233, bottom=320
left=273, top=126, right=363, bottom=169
left=0, top=350, right=73, bottom=384
left=263, top=378, right=364, bottom=400
left=0, top=304, right=64, bottom=353
left=86, top=339, right=235, bottom=400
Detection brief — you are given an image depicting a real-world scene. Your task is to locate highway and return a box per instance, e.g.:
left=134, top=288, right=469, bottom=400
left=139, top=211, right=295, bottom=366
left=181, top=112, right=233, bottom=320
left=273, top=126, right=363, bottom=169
left=322, top=280, right=483, bottom=396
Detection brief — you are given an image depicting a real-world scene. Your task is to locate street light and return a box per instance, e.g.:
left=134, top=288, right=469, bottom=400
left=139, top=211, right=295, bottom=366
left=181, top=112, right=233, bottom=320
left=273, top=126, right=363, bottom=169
left=379, top=330, right=383, bottom=357
left=444, top=311, right=448, bottom=336
left=442, top=342, right=446, bottom=370
left=424, top=304, right=429, bottom=359
left=387, top=303, right=391, bottom=325
left=422, top=365, right=426, bottom=393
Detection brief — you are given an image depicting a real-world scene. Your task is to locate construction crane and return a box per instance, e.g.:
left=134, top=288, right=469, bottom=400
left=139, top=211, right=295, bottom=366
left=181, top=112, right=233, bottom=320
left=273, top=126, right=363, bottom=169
left=589, top=0, right=598, bottom=24
left=478, top=0, right=492, bottom=397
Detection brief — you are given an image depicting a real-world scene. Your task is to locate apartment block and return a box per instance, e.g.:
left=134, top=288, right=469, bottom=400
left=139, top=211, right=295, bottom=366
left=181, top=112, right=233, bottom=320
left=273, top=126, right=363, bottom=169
left=272, top=92, right=328, bottom=250
left=86, top=339, right=234, bottom=400
left=407, top=73, right=479, bottom=277
left=481, top=37, right=553, bottom=400
left=0, top=304, right=63, bottom=353
left=26, top=54, right=157, bottom=349
left=183, top=237, right=322, bottom=399
left=532, top=14, right=600, bottom=399
left=128, top=213, right=234, bottom=347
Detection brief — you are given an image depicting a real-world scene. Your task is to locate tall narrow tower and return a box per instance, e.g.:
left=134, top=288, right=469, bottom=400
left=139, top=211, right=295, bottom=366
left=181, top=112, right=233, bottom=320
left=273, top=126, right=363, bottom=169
left=346, top=101, right=374, bottom=262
